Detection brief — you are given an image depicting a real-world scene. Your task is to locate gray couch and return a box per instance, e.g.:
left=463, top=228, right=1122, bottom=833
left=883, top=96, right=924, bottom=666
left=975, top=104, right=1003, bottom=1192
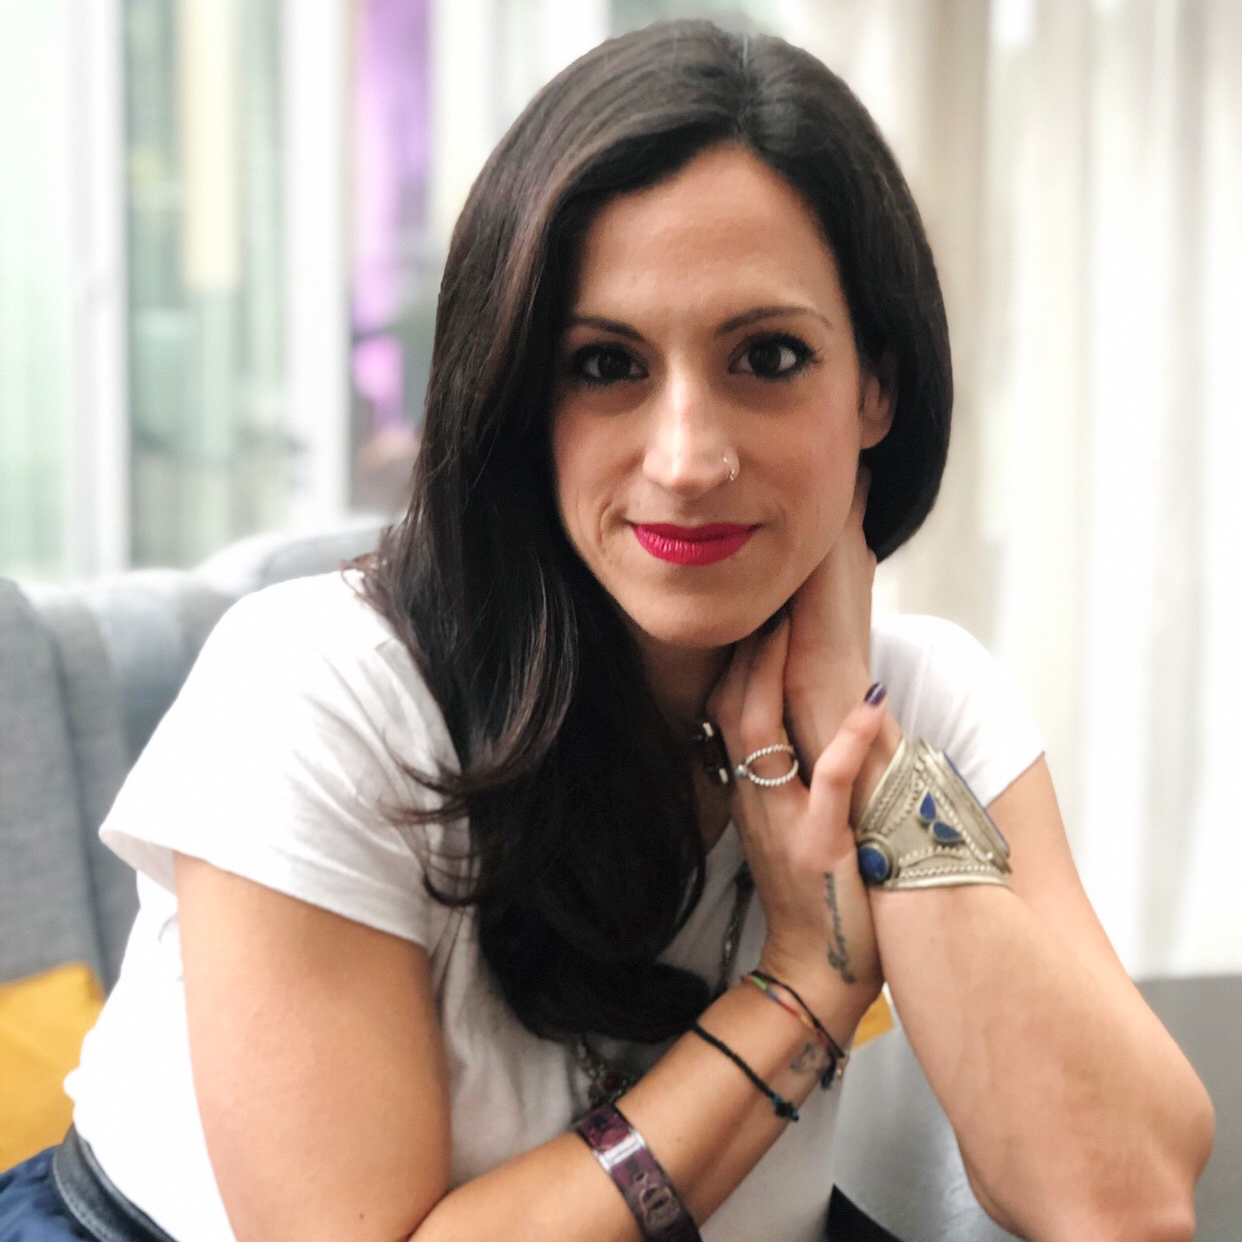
left=0, top=521, right=384, bottom=992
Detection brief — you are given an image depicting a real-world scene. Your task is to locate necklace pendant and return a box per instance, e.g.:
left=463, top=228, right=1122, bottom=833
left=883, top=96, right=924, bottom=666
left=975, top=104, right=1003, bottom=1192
left=571, top=863, right=754, bottom=1109
left=588, top=1068, right=629, bottom=1108
left=577, top=1035, right=636, bottom=1107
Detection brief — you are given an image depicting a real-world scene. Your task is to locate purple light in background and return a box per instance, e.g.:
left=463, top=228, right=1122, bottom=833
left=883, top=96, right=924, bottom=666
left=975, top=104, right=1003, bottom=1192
left=351, top=0, right=431, bottom=430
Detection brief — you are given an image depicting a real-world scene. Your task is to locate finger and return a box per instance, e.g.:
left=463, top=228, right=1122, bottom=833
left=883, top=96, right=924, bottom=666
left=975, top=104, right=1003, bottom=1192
left=729, top=620, right=812, bottom=818
left=737, top=616, right=790, bottom=756
left=805, top=691, right=889, bottom=832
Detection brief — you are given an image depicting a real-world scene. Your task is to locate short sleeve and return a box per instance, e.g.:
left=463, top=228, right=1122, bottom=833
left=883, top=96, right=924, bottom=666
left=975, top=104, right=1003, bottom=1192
left=872, top=614, right=1046, bottom=808
left=100, top=575, right=460, bottom=948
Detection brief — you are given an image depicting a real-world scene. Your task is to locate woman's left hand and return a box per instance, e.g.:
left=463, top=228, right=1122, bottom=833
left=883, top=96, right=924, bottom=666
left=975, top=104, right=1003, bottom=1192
left=783, top=465, right=878, bottom=770
left=706, top=619, right=886, bottom=1032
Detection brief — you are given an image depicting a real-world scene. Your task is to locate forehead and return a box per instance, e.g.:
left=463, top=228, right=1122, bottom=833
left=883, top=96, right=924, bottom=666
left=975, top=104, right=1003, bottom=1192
left=569, top=144, right=845, bottom=315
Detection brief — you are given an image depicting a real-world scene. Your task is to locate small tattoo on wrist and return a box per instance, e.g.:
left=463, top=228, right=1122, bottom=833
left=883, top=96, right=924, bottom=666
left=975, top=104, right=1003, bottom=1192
left=790, top=1041, right=828, bottom=1076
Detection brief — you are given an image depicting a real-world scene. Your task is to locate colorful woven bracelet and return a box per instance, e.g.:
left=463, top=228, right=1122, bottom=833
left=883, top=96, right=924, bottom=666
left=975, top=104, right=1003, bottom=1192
left=746, top=970, right=848, bottom=1087
left=743, top=972, right=823, bottom=1041
left=574, top=1103, right=701, bottom=1242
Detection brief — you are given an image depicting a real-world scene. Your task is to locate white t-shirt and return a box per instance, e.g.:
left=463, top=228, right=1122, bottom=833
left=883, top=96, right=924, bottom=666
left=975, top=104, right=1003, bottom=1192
left=66, top=571, right=1044, bottom=1242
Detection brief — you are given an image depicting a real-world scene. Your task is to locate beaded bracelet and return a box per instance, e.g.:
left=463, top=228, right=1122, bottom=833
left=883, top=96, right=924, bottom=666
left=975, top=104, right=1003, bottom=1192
left=689, top=1022, right=800, bottom=1121
left=574, top=1103, right=701, bottom=1242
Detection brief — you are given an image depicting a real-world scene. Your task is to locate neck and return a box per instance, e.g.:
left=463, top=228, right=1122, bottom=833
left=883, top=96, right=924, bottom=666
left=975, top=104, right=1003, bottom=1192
left=637, top=634, right=732, bottom=735
left=630, top=627, right=736, bottom=851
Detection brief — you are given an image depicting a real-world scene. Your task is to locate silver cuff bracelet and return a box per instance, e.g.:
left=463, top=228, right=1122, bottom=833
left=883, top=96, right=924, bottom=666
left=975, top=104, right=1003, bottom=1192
left=855, top=737, right=1012, bottom=890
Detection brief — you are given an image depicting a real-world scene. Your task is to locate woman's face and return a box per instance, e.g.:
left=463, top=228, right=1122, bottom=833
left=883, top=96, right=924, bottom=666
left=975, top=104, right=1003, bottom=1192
left=551, top=143, right=892, bottom=656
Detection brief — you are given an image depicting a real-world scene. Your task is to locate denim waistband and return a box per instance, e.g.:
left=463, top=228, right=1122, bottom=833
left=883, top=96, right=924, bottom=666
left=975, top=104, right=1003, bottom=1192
left=51, top=1127, right=178, bottom=1242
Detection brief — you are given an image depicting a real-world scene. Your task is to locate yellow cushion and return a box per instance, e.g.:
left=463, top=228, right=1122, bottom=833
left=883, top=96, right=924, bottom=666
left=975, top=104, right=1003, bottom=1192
left=0, top=962, right=104, bottom=1168
left=854, top=991, right=895, bottom=1047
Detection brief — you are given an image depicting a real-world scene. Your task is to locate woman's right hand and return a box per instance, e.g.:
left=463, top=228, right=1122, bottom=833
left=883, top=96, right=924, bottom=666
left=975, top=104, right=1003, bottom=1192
left=707, top=618, right=887, bottom=1034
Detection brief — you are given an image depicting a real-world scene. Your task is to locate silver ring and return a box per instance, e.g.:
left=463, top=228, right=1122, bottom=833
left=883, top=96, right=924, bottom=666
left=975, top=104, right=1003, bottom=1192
left=734, top=743, right=799, bottom=787
left=724, top=452, right=738, bottom=483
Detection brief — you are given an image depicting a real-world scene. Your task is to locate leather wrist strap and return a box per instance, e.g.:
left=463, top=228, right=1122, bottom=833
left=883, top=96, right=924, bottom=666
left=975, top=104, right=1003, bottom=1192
left=856, top=737, right=1012, bottom=889
left=574, top=1103, right=701, bottom=1241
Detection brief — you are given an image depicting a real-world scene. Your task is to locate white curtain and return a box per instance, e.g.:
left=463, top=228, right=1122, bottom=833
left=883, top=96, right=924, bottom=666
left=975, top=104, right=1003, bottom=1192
left=787, top=0, right=1242, bottom=977
left=0, top=0, right=126, bottom=581
left=424, top=0, right=1242, bottom=977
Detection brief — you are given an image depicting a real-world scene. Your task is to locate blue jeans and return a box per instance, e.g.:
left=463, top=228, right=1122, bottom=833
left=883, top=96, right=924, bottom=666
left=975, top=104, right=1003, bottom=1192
left=0, top=1129, right=174, bottom=1242
left=4, top=1128, right=898, bottom=1242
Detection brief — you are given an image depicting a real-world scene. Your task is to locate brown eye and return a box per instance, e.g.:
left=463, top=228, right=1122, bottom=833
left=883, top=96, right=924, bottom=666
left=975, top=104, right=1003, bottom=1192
left=735, top=335, right=815, bottom=380
left=573, top=345, right=645, bottom=386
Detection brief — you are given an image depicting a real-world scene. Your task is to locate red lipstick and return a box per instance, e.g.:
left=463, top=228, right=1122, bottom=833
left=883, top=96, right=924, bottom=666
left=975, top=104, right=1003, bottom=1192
left=632, top=522, right=758, bottom=566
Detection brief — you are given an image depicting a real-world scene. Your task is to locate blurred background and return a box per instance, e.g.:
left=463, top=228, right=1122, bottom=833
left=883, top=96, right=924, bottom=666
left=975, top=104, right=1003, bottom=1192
left=1, top=0, right=1239, bottom=978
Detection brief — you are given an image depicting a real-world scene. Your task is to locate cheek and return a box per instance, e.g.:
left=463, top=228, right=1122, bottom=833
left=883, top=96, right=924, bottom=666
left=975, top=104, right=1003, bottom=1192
left=550, top=410, right=605, bottom=551
left=780, top=436, right=860, bottom=556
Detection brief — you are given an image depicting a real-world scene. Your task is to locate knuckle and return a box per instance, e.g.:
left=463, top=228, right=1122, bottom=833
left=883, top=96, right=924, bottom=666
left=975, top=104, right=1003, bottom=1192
left=738, top=707, right=777, bottom=752
left=814, top=750, right=854, bottom=790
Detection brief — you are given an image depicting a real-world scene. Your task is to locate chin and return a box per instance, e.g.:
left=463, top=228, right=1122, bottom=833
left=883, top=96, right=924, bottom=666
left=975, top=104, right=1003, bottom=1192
left=624, top=601, right=773, bottom=652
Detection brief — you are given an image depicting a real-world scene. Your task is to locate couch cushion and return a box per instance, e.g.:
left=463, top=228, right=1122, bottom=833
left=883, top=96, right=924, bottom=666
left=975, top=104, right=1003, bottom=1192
left=78, top=571, right=233, bottom=765
left=0, top=582, right=104, bottom=986
left=196, top=520, right=384, bottom=598
left=0, top=962, right=104, bottom=1168
left=33, top=593, right=135, bottom=986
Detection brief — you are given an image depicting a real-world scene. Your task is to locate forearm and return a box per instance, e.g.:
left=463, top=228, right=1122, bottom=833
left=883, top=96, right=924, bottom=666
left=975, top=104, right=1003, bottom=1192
left=410, top=982, right=844, bottom=1241
left=791, top=689, right=1213, bottom=1237
left=872, top=885, right=1214, bottom=1240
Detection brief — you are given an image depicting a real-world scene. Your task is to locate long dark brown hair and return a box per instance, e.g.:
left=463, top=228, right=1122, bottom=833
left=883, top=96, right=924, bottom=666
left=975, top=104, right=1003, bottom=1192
left=353, top=19, right=952, bottom=1043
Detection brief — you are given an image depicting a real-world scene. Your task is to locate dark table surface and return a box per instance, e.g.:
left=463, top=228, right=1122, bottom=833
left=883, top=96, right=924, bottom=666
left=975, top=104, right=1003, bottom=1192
left=833, top=975, right=1241, bottom=1241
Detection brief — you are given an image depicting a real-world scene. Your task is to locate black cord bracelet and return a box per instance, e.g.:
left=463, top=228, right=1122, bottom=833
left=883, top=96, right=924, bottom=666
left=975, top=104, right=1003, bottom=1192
left=748, top=969, right=848, bottom=1064
left=689, top=1022, right=800, bottom=1122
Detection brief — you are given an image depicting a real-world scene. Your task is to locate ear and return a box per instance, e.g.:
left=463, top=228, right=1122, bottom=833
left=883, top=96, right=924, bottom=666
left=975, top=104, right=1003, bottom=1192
left=858, top=354, right=896, bottom=450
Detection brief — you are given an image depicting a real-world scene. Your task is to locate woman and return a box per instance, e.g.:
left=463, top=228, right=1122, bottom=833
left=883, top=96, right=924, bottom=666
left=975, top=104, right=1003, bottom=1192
left=0, top=19, right=1213, bottom=1242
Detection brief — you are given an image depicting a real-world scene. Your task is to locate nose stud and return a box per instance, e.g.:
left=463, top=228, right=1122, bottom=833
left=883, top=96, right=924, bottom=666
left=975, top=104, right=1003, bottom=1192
left=724, top=451, right=739, bottom=484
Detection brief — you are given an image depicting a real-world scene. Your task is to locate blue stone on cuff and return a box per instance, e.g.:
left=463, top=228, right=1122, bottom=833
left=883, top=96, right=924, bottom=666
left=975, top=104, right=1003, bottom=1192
left=857, top=842, right=892, bottom=885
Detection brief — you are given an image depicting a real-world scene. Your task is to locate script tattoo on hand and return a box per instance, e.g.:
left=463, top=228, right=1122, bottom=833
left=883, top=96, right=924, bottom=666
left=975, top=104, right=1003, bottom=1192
left=824, top=875, right=857, bottom=983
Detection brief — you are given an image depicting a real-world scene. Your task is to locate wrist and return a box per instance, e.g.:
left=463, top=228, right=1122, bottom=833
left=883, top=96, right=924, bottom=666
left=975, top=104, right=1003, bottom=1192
left=753, top=946, right=874, bottom=1039
left=853, top=736, right=1014, bottom=891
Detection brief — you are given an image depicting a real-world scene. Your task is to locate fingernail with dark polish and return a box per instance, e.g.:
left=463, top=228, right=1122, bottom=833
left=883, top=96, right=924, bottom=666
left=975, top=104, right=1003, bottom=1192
left=864, top=681, right=887, bottom=706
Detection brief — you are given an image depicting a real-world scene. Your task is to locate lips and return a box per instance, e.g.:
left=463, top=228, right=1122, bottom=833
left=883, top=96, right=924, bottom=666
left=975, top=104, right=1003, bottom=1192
left=632, top=522, right=758, bottom=566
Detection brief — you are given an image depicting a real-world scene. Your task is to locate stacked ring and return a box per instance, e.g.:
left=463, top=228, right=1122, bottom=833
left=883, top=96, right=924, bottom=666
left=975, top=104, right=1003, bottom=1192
left=734, top=743, right=799, bottom=788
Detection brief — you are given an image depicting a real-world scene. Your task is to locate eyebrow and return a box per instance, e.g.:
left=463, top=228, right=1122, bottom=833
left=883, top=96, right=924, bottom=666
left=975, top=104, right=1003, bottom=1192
left=565, top=304, right=833, bottom=341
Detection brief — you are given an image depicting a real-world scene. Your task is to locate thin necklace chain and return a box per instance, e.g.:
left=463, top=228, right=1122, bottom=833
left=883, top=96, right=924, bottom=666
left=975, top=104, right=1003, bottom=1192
left=573, top=861, right=754, bottom=1108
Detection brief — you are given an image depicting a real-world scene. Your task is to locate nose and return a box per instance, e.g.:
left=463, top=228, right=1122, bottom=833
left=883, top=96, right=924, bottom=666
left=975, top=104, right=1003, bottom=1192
left=641, top=371, right=735, bottom=495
